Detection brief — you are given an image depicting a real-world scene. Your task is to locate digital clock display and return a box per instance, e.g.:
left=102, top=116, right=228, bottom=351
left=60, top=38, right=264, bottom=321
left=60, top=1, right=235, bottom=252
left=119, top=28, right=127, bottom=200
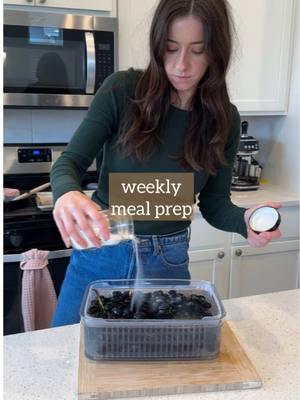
left=98, top=43, right=111, bottom=51
left=18, top=148, right=52, bottom=163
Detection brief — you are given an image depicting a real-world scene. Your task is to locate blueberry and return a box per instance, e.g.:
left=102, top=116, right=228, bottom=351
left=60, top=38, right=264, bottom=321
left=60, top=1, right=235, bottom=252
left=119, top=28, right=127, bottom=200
left=122, top=308, right=133, bottom=319
left=87, top=288, right=213, bottom=320
left=133, top=312, right=147, bottom=319
left=111, top=306, right=122, bottom=316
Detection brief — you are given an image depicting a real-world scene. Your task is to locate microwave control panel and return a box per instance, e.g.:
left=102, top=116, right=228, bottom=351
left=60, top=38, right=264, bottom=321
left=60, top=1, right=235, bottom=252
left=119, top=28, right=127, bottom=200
left=95, top=31, right=115, bottom=89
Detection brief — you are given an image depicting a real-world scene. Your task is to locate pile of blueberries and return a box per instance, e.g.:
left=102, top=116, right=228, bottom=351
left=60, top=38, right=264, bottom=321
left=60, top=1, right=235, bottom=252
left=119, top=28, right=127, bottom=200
left=87, top=289, right=213, bottom=319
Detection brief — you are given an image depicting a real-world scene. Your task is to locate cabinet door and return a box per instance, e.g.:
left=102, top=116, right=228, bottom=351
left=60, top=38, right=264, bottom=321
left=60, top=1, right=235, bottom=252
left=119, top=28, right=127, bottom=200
left=227, top=0, right=294, bottom=114
left=118, top=0, right=294, bottom=114
left=190, top=213, right=227, bottom=251
left=189, top=249, right=229, bottom=299
left=229, top=240, right=299, bottom=298
left=4, top=0, right=32, bottom=4
left=36, top=0, right=113, bottom=11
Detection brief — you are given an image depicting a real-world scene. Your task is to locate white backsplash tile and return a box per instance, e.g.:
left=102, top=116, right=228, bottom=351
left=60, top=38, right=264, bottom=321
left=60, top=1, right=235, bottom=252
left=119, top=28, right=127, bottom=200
left=3, top=109, right=87, bottom=144
left=32, top=109, right=87, bottom=143
left=4, top=109, right=33, bottom=143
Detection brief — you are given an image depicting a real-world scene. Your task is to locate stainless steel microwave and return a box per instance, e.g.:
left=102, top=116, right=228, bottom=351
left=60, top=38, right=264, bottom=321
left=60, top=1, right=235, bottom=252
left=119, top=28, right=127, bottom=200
left=3, top=10, right=118, bottom=108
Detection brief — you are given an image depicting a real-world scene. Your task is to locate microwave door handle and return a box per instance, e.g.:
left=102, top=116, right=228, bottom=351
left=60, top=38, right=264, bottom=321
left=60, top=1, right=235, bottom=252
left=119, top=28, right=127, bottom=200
left=4, top=249, right=72, bottom=264
left=85, top=32, right=96, bottom=94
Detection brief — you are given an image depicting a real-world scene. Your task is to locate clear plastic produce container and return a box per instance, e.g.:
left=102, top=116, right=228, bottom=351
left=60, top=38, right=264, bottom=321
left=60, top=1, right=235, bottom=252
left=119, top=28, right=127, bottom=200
left=80, top=279, right=226, bottom=361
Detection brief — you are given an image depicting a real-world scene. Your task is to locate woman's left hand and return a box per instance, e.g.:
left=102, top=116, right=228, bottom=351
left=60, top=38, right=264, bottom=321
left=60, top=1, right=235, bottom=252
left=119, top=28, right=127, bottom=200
left=244, top=202, right=282, bottom=247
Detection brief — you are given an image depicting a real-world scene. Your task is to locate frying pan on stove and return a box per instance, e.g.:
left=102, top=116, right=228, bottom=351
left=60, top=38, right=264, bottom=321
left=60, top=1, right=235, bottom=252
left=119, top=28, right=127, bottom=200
left=4, top=182, right=51, bottom=212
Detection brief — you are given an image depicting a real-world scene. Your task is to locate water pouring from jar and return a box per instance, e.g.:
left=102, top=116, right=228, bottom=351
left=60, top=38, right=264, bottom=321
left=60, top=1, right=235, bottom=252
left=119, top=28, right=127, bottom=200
left=53, top=191, right=134, bottom=249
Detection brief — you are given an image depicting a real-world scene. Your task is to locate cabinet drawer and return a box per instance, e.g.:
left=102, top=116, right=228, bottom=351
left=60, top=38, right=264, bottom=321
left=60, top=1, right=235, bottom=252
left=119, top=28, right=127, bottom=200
left=190, top=213, right=227, bottom=250
left=232, top=206, right=299, bottom=244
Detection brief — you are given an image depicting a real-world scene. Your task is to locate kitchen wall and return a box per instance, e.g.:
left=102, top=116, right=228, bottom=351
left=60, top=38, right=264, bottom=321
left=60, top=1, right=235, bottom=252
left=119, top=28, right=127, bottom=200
left=3, top=1, right=299, bottom=194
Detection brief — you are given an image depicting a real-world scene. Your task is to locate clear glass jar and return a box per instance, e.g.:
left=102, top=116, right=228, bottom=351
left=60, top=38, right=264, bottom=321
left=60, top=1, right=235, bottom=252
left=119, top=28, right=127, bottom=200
left=70, top=209, right=135, bottom=249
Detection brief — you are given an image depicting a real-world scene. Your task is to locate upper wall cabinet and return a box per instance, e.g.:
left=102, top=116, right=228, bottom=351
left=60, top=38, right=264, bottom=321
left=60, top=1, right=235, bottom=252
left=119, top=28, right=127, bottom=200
left=118, top=0, right=295, bottom=115
left=227, top=0, right=295, bottom=115
left=4, top=0, right=25, bottom=4
left=4, top=0, right=114, bottom=12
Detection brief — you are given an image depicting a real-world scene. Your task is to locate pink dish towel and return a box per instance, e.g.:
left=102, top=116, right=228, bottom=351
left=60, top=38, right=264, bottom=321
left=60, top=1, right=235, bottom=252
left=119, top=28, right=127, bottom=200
left=20, top=249, right=57, bottom=331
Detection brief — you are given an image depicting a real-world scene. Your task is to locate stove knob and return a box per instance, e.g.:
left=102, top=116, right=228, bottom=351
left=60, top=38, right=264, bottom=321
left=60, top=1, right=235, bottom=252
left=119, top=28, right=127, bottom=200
left=10, top=233, right=23, bottom=248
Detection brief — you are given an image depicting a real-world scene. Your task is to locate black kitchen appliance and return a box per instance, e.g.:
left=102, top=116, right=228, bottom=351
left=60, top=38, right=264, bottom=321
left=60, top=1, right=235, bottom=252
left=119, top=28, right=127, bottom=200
left=3, top=144, right=98, bottom=335
left=4, top=10, right=118, bottom=108
left=231, top=121, right=262, bottom=191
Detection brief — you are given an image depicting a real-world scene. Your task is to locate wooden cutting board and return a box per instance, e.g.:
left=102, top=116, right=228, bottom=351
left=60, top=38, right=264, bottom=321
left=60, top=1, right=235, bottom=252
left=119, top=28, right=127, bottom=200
left=78, top=321, right=262, bottom=399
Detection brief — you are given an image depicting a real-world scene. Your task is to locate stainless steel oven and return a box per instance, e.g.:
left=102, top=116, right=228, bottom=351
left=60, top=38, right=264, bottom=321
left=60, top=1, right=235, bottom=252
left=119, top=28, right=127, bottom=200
left=3, top=144, right=99, bottom=334
left=4, top=10, right=118, bottom=108
left=3, top=190, right=73, bottom=335
left=4, top=250, right=72, bottom=335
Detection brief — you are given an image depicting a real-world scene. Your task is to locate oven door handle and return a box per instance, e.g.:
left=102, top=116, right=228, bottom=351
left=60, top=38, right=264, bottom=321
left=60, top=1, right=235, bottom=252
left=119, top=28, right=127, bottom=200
left=85, top=32, right=96, bottom=94
left=3, top=249, right=72, bottom=264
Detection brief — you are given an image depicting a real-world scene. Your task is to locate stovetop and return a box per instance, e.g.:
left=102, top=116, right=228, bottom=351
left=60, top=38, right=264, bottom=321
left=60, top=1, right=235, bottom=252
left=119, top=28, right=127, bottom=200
left=4, top=170, right=98, bottom=220
left=3, top=145, right=98, bottom=254
left=5, top=205, right=50, bottom=220
left=4, top=196, right=50, bottom=219
left=4, top=195, right=64, bottom=254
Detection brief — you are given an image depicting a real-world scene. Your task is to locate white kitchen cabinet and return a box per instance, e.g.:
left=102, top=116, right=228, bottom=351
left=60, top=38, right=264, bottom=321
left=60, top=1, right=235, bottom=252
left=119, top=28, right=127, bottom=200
left=229, top=204, right=300, bottom=298
left=188, top=210, right=230, bottom=298
left=118, top=0, right=295, bottom=114
left=189, top=211, right=227, bottom=251
left=229, top=240, right=299, bottom=298
left=189, top=249, right=229, bottom=300
left=189, top=203, right=299, bottom=299
left=36, top=0, right=113, bottom=11
left=4, top=0, right=30, bottom=4
left=227, top=0, right=295, bottom=114
left=4, top=0, right=114, bottom=11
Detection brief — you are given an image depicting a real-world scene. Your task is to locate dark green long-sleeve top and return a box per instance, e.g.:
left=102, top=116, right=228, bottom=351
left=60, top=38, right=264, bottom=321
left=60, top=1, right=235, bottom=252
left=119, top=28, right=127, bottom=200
left=50, top=68, right=248, bottom=238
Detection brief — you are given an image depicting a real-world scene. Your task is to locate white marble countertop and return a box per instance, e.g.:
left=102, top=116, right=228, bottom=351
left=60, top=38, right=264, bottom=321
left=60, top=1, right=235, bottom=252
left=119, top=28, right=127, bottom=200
left=230, top=184, right=299, bottom=208
left=4, top=289, right=300, bottom=400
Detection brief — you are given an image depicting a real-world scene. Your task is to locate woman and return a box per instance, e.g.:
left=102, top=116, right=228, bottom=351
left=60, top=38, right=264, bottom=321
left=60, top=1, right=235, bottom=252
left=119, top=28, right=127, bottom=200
left=50, top=0, right=281, bottom=326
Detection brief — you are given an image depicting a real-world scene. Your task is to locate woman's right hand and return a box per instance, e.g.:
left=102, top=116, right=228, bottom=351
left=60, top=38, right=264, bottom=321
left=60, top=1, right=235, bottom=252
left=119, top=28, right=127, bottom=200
left=53, top=190, right=110, bottom=248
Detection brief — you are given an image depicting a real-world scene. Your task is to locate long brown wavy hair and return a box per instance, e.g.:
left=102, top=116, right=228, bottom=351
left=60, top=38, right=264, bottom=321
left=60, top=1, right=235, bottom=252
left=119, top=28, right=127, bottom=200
left=115, top=0, right=236, bottom=174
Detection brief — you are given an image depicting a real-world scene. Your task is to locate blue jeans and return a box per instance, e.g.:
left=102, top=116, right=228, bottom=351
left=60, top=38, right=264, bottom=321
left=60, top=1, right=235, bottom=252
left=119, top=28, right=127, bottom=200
left=51, top=228, right=191, bottom=327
